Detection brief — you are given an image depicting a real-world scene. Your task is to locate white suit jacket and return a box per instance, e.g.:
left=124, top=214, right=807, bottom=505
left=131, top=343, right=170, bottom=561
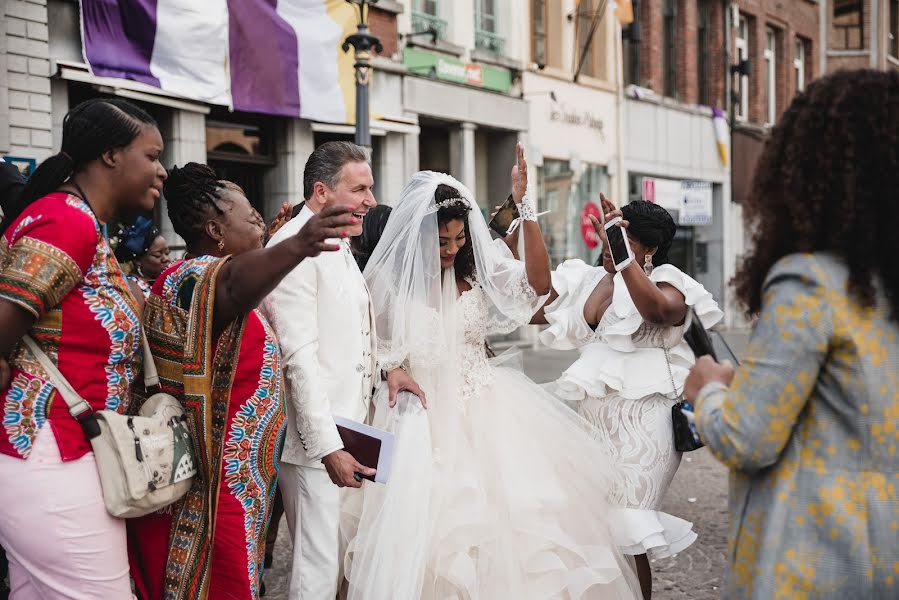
left=261, top=206, right=377, bottom=468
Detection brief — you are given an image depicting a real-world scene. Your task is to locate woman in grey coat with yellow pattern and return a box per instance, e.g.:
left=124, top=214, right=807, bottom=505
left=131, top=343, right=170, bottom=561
left=685, top=69, right=899, bottom=600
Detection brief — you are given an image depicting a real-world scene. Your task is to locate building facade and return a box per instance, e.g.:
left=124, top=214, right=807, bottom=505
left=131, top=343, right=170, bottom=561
left=522, top=0, right=621, bottom=268
left=0, top=0, right=416, bottom=252
left=618, top=0, right=737, bottom=324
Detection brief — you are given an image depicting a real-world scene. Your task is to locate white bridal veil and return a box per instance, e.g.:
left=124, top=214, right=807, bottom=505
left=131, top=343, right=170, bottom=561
left=363, top=170, right=546, bottom=371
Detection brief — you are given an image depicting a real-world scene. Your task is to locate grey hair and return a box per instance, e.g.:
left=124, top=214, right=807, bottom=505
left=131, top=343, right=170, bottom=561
left=303, top=141, right=369, bottom=199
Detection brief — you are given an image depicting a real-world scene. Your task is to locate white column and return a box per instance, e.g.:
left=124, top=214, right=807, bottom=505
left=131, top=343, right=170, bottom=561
left=263, top=118, right=314, bottom=219
left=159, top=109, right=207, bottom=249
left=452, top=121, right=477, bottom=191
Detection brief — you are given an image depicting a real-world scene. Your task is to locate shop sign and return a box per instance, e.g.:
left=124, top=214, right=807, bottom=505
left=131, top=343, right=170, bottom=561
left=550, top=103, right=605, bottom=137
left=403, top=47, right=511, bottom=93
left=642, top=177, right=713, bottom=226
left=580, top=202, right=602, bottom=249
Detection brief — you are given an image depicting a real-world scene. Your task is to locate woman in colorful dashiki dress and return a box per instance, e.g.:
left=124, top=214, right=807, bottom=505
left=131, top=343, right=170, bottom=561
left=0, top=98, right=166, bottom=599
left=128, top=163, right=356, bottom=600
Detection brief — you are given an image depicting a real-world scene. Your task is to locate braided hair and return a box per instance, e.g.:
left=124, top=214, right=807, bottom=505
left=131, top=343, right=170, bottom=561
left=620, top=201, right=677, bottom=265
left=435, top=184, right=476, bottom=280
left=164, top=163, right=244, bottom=245
left=4, top=99, right=157, bottom=234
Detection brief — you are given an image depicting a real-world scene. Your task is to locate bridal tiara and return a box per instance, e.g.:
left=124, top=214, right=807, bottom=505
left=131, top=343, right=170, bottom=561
left=434, top=197, right=470, bottom=209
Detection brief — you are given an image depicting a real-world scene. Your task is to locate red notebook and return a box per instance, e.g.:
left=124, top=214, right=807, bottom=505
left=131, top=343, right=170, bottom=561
left=333, top=416, right=395, bottom=484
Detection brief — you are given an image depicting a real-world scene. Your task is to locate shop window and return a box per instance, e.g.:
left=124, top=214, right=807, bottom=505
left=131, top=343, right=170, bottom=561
left=662, top=0, right=677, bottom=98
left=531, top=0, right=547, bottom=65
left=734, top=15, right=750, bottom=121
left=764, top=27, right=777, bottom=125
left=412, top=0, right=447, bottom=42
left=697, top=1, right=712, bottom=105
left=832, top=0, right=864, bottom=50
left=475, top=0, right=504, bottom=54
left=206, top=114, right=275, bottom=214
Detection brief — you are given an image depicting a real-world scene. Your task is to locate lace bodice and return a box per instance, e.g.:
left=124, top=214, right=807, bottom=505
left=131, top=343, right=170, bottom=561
left=457, top=282, right=495, bottom=408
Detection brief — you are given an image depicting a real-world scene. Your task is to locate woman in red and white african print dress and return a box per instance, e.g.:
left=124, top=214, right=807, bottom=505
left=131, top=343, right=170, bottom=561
left=0, top=99, right=166, bottom=599
left=127, top=163, right=357, bottom=600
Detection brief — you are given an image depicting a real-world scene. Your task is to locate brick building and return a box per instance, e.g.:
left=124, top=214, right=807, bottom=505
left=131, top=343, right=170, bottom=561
left=823, top=0, right=899, bottom=73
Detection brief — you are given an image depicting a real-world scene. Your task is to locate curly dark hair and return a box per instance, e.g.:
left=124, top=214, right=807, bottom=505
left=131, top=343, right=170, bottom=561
left=621, top=201, right=677, bottom=265
left=734, top=69, right=899, bottom=319
left=164, top=162, right=244, bottom=245
left=435, top=184, right=475, bottom=280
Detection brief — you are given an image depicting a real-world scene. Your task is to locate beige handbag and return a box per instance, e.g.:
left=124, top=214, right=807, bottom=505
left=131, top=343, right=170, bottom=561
left=22, top=334, right=197, bottom=518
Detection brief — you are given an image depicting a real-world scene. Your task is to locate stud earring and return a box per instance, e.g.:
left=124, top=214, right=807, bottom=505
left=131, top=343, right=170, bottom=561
left=643, top=254, right=653, bottom=276
left=217, top=239, right=225, bottom=252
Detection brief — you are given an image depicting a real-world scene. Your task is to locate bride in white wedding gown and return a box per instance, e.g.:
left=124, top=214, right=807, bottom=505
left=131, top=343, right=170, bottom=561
left=339, top=149, right=641, bottom=600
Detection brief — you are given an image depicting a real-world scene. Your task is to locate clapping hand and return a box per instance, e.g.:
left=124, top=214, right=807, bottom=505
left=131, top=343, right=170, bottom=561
left=292, top=204, right=357, bottom=258
left=587, top=193, right=628, bottom=248
left=510, top=142, right=528, bottom=204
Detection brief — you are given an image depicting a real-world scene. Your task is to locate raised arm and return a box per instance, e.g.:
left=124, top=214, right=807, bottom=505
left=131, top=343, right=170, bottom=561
left=595, top=194, right=687, bottom=327
left=685, top=256, right=831, bottom=473
left=211, top=204, right=355, bottom=334
left=511, top=143, right=552, bottom=296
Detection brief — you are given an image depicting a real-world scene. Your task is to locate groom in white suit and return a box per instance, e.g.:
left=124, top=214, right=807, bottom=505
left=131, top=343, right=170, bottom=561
left=261, top=141, right=423, bottom=600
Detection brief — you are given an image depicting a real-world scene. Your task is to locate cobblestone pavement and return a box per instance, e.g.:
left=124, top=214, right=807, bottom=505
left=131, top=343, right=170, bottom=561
left=262, top=331, right=749, bottom=599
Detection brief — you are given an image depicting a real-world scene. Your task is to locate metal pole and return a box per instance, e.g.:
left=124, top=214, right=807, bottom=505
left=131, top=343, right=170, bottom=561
left=343, top=1, right=383, bottom=150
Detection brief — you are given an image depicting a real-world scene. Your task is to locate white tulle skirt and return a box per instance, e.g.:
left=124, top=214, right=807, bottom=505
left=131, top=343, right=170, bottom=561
left=340, top=365, right=641, bottom=600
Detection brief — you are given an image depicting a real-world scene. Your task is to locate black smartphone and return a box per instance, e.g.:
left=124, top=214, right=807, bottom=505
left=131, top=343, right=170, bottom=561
left=488, top=194, right=520, bottom=237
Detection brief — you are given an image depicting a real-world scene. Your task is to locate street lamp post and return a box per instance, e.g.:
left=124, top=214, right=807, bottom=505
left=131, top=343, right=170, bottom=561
left=344, top=0, right=383, bottom=149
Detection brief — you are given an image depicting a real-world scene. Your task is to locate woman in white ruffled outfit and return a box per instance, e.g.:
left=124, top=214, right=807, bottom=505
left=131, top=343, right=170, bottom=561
left=340, top=149, right=641, bottom=600
left=538, top=196, right=723, bottom=598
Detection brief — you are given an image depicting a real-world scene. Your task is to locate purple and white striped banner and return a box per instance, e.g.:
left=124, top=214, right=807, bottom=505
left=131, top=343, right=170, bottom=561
left=79, top=0, right=354, bottom=123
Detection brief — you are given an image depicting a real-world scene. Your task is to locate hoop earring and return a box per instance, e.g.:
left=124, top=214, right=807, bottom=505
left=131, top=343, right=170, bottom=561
left=217, top=239, right=225, bottom=252
left=643, top=254, right=653, bottom=276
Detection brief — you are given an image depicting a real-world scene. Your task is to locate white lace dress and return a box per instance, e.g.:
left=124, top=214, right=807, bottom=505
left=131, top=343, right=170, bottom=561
left=340, top=278, right=641, bottom=600
left=540, top=260, right=723, bottom=559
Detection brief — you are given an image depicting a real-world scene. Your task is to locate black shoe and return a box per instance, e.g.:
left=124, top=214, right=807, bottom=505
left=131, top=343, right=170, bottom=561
left=260, top=577, right=266, bottom=598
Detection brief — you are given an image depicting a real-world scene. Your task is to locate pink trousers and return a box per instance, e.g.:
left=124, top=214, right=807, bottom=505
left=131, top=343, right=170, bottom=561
left=0, top=427, right=134, bottom=599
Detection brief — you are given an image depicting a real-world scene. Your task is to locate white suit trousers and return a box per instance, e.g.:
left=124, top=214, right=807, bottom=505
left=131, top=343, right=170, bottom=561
left=279, top=463, right=340, bottom=600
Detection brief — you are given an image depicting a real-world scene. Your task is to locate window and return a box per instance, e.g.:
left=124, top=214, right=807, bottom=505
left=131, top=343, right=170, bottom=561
left=532, top=0, right=546, bottom=64
left=575, top=0, right=608, bottom=80
left=735, top=15, right=749, bottom=121
left=662, top=0, right=677, bottom=97
left=475, top=0, right=504, bottom=54
left=623, top=0, right=641, bottom=85
left=697, top=1, right=712, bottom=105
left=794, top=38, right=806, bottom=92
left=832, top=0, right=864, bottom=50
left=576, top=0, right=599, bottom=78
left=764, top=27, right=776, bottom=125
left=412, top=0, right=446, bottom=41
left=890, top=0, right=899, bottom=58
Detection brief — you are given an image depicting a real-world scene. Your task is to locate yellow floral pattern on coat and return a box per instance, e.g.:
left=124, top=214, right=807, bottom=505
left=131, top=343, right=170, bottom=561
left=696, top=253, right=898, bottom=599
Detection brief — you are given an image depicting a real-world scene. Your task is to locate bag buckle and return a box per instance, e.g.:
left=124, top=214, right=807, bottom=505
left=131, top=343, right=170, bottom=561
left=69, top=401, right=101, bottom=440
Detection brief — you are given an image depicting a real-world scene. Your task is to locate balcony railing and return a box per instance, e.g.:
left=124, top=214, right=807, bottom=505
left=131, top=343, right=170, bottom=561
left=475, top=28, right=505, bottom=55
left=411, top=10, right=447, bottom=42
